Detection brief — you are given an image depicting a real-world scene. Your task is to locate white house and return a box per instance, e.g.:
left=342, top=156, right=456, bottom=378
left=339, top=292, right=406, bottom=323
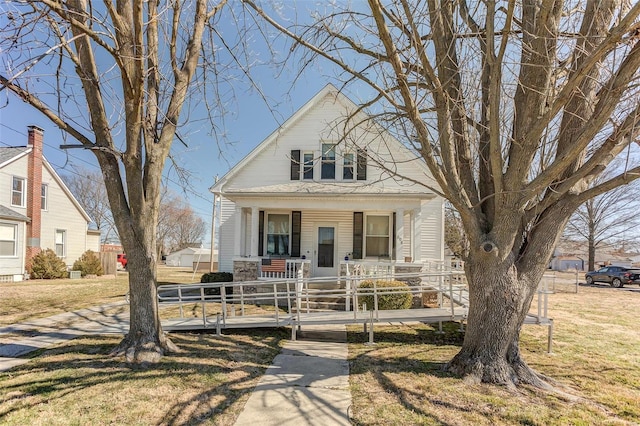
left=165, top=247, right=213, bottom=268
left=0, top=126, right=99, bottom=281
left=210, top=85, right=445, bottom=280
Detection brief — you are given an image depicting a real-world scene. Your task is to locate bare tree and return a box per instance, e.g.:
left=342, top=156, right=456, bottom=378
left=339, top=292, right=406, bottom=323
left=445, top=203, right=468, bottom=259
left=564, top=176, right=640, bottom=271
left=62, top=168, right=117, bottom=243
left=157, top=189, right=207, bottom=255
left=1, top=0, right=229, bottom=362
left=245, top=1, right=640, bottom=388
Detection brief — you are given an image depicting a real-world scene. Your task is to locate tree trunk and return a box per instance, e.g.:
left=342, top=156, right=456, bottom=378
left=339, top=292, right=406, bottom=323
left=588, top=235, right=596, bottom=271
left=110, top=245, right=179, bottom=362
left=447, top=255, right=549, bottom=388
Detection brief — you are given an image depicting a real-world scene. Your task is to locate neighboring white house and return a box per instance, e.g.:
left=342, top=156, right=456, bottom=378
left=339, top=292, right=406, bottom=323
left=0, top=126, right=98, bottom=281
left=210, top=84, right=445, bottom=279
left=165, top=247, right=213, bottom=268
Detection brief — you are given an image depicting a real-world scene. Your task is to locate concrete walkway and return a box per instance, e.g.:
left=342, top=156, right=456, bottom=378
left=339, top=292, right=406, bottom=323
left=0, top=302, right=129, bottom=372
left=234, top=325, right=352, bottom=426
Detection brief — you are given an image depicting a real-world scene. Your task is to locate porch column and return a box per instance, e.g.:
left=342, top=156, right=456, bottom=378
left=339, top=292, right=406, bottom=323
left=234, top=205, right=242, bottom=257
left=413, top=207, right=422, bottom=263
left=250, top=206, right=259, bottom=257
left=395, top=209, right=404, bottom=261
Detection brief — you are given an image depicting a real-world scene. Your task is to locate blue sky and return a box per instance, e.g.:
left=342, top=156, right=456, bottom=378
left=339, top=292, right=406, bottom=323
left=0, top=4, right=334, bottom=248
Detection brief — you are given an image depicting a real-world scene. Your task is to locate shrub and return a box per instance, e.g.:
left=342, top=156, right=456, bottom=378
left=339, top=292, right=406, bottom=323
left=30, top=249, right=68, bottom=279
left=201, top=272, right=234, bottom=298
left=72, top=250, right=104, bottom=277
left=358, top=279, right=413, bottom=310
left=200, top=272, right=233, bottom=283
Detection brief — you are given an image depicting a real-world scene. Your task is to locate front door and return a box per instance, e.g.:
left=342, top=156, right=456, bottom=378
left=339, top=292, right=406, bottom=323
left=315, top=223, right=338, bottom=277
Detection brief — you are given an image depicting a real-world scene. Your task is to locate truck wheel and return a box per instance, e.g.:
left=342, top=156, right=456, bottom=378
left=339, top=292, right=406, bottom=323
left=611, top=278, right=623, bottom=288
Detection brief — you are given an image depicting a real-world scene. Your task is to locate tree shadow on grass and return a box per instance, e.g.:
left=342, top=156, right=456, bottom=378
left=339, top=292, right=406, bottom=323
left=0, top=329, right=289, bottom=425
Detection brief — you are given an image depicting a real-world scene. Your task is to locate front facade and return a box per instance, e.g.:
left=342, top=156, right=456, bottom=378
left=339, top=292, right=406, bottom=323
left=211, top=85, right=445, bottom=279
left=0, top=126, right=98, bottom=281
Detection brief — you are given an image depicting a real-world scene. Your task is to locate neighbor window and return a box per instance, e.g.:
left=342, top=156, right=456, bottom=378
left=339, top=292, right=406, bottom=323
left=321, top=144, right=336, bottom=179
left=266, top=214, right=289, bottom=256
left=0, top=223, right=17, bottom=257
left=365, top=215, right=390, bottom=258
left=41, top=184, right=48, bottom=210
left=55, top=229, right=66, bottom=257
left=11, top=177, right=26, bottom=207
left=343, top=153, right=354, bottom=180
left=303, top=152, right=314, bottom=180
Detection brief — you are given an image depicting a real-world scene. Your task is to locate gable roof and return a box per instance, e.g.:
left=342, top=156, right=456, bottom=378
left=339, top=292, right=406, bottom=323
left=210, top=84, right=432, bottom=195
left=0, top=147, right=30, bottom=168
left=0, top=144, right=92, bottom=224
left=0, top=204, right=30, bottom=222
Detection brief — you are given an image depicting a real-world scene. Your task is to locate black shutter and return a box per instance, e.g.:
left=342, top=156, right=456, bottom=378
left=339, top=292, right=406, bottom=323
left=353, top=212, right=363, bottom=259
left=357, top=148, right=367, bottom=180
left=258, top=210, right=264, bottom=256
left=291, top=150, right=300, bottom=180
left=392, top=212, right=396, bottom=260
left=291, top=211, right=301, bottom=257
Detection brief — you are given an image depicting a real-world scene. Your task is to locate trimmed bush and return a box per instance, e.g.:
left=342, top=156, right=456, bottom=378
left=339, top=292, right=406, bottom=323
left=358, top=279, right=413, bottom=310
left=72, top=250, right=104, bottom=277
left=30, top=249, right=68, bottom=279
left=200, top=272, right=233, bottom=283
left=201, top=272, right=234, bottom=298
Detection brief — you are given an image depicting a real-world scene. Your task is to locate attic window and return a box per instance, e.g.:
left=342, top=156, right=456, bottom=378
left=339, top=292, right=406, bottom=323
left=321, top=144, right=336, bottom=179
left=303, top=152, right=314, bottom=180
left=343, top=153, right=354, bottom=180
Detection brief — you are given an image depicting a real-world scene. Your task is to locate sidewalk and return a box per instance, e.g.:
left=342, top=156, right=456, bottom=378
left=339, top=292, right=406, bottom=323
left=0, top=302, right=129, bottom=372
left=234, top=325, right=352, bottom=426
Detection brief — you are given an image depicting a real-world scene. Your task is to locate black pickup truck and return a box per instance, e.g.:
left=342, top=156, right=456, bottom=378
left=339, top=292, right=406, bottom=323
left=585, top=266, right=640, bottom=288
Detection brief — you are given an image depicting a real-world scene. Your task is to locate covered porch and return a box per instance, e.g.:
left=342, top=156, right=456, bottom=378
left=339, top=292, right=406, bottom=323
left=223, top=194, right=442, bottom=279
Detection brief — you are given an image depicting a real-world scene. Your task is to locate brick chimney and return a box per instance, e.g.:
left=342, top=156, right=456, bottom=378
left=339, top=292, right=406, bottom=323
left=25, top=125, right=44, bottom=271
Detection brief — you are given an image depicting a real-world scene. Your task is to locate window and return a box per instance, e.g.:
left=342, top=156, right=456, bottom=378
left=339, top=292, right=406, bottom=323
left=55, top=229, right=66, bottom=257
left=343, top=153, right=354, bottom=180
left=41, top=184, right=48, bottom=210
left=11, top=177, right=26, bottom=207
left=303, top=152, right=314, bottom=180
left=357, top=148, right=367, bottom=180
left=321, top=144, right=336, bottom=179
left=290, top=150, right=300, bottom=180
left=266, top=214, right=289, bottom=256
left=0, top=224, right=17, bottom=257
left=365, top=215, right=390, bottom=258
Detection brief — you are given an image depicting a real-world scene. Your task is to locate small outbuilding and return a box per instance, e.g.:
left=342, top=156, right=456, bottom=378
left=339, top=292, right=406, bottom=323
left=165, top=247, right=212, bottom=268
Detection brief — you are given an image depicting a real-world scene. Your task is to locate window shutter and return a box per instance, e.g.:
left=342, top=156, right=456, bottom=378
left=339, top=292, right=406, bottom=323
left=353, top=212, right=363, bottom=259
left=392, top=212, right=396, bottom=261
left=258, top=210, right=264, bottom=256
left=291, top=150, right=300, bottom=180
left=291, top=211, right=301, bottom=257
left=357, top=149, right=367, bottom=180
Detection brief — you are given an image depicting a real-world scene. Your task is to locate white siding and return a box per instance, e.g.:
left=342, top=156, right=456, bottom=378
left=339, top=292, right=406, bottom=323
left=218, top=197, right=236, bottom=273
left=40, top=166, right=89, bottom=267
left=300, top=210, right=353, bottom=263
left=0, top=220, right=26, bottom=277
left=0, top=155, right=29, bottom=214
left=223, top=92, right=437, bottom=194
left=419, top=198, right=444, bottom=262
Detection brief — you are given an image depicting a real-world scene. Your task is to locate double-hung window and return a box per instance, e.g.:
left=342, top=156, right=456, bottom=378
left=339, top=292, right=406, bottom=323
left=266, top=214, right=289, bottom=256
left=11, top=177, right=26, bottom=207
left=343, top=153, right=354, bottom=180
left=365, top=215, right=390, bottom=258
left=0, top=223, right=17, bottom=257
left=41, top=184, right=48, bottom=210
left=55, top=229, right=66, bottom=257
left=321, top=144, right=336, bottom=179
left=303, top=152, right=314, bottom=180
